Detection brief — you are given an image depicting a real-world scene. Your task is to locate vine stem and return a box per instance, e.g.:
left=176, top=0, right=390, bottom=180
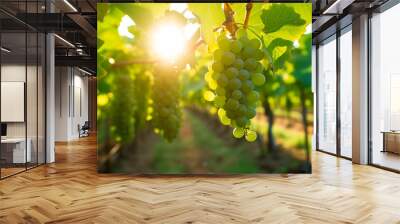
left=243, top=3, right=253, bottom=29
left=112, top=59, right=157, bottom=67
left=223, top=3, right=238, bottom=37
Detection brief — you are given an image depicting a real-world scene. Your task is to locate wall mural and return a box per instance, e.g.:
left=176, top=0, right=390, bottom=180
left=97, top=3, right=313, bottom=174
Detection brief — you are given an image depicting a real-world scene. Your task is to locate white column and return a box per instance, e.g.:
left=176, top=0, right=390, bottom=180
left=46, top=32, right=55, bottom=163
left=352, top=14, right=369, bottom=164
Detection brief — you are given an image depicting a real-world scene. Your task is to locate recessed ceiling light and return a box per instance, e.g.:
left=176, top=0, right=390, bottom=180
left=63, top=0, right=78, bottom=12
left=78, top=67, right=93, bottom=76
left=54, top=34, right=75, bottom=48
left=1, top=47, right=11, bottom=53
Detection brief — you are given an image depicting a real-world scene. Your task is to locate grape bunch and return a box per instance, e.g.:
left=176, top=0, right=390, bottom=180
left=208, top=29, right=266, bottom=142
left=151, top=64, right=182, bottom=142
left=110, top=72, right=137, bottom=144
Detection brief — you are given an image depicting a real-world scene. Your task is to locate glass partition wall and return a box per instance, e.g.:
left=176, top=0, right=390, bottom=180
left=0, top=2, right=46, bottom=179
left=339, top=27, right=352, bottom=159
left=370, top=3, right=400, bottom=171
left=317, top=35, right=337, bottom=154
left=316, top=26, right=353, bottom=159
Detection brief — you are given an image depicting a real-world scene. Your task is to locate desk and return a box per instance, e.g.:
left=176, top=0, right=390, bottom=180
left=1, top=138, right=31, bottom=163
left=382, top=131, right=400, bottom=154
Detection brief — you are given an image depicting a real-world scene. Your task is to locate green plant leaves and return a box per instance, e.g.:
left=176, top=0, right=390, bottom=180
left=261, top=4, right=305, bottom=34
left=260, top=3, right=311, bottom=44
left=189, top=3, right=225, bottom=50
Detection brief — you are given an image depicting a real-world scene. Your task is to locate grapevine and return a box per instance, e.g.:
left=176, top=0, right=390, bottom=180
left=151, top=64, right=182, bottom=142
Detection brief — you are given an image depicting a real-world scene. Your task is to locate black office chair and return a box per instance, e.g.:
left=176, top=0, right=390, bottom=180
left=79, top=121, right=90, bottom=138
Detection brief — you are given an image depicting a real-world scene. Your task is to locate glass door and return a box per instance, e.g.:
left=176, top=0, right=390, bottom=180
left=339, top=26, right=352, bottom=158
left=317, top=35, right=337, bottom=154
left=370, top=3, right=400, bottom=171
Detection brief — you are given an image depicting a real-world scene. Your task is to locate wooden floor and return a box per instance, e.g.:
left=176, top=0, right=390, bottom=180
left=0, top=136, right=400, bottom=224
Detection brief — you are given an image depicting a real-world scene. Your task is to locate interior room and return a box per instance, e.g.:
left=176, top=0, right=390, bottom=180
left=0, top=6, right=46, bottom=178
left=370, top=3, right=400, bottom=171
left=0, top=0, right=399, bottom=223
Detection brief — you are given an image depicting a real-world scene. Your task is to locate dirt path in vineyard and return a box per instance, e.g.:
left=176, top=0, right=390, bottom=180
left=179, top=112, right=208, bottom=173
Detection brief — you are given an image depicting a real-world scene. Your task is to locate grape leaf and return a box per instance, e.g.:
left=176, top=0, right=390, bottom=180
left=188, top=3, right=225, bottom=50
left=261, top=4, right=305, bottom=34
left=261, top=4, right=311, bottom=44
left=97, top=3, right=108, bottom=22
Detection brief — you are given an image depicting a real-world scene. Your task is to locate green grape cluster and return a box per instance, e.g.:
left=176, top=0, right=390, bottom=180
left=208, top=29, right=266, bottom=142
left=110, top=72, right=137, bottom=144
left=152, top=65, right=182, bottom=142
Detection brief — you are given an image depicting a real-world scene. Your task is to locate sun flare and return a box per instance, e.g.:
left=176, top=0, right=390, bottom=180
left=151, top=23, right=187, bottom=63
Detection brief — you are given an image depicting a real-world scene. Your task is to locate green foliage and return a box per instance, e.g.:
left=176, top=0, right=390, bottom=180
left=188, top=3, right=225, bottom=49
left=261, top=4, right=305, bottom=34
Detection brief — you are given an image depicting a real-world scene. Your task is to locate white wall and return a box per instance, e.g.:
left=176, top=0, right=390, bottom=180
left=55, top=67, right=89, bottom=141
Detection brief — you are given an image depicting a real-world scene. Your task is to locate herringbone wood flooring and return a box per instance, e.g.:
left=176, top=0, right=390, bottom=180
left=1, top=136, right=399, bottom=224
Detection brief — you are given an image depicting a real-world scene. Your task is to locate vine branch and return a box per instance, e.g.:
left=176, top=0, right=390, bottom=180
left=112, top=59, right=158, bottom=67
left=243, top=2, right=253, bottom=29
left=222, top=3, right=238, bottom=37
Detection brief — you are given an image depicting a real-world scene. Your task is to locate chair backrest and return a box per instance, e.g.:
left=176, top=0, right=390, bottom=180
left=82, top=121, right=90, bottom=129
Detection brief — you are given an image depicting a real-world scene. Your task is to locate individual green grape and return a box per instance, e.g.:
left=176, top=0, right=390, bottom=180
left=251, top=73, right=266, bottom=86
left=217, top=75, right=228, bottom=87
left=233, top=127, right=245, bottom=138
left=228, top=78, right=241, bottom=90
left=221, top=51, right=235, bottom=65
left=249, top=38, right=261, bottom=49
left=231, top=40, right=243, bottom=54
left=237, top=104, right=247, bottom=116
left=234, top=58, right=244, bottom=69
left=244, top=58, right=257, bottom=71
left=212, top=61, right=224, bottom=73
left=214, top=95, right=226, bottom=107
left=231, top=90, right=243, bottom=100
left=247, top=90, right=259, bottom=103
left=236, top=117, right=247, bottom=127
left=214, top=49, right=223, bottom=61
left=245, top=130, right=257, bottom=142
left=218, top=108, right=231, bottom=125
left=216, top=86, right=226, bottom=96
left=218, top=35, right=231, bottom=51
left=238, top=69, right=250, bottom=81
left=242, top=47, right=256, bottom=59
left=226, top=98, right=239, bottom=111
left=241, top=80, right=254, bottom=93
left=246, top=107, right=256, bottom=119
left=226, top=67, right=239, bottom=79
left=211, top=72, right=220, bottom=80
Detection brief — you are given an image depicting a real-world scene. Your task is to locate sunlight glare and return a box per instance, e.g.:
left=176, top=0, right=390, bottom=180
left=169, top=3, right=188, bottom=13
left=305, top=24, right=312, bottom=34
left=151, top=23, right=186, bottom=63
left=293, top=40, right=299, bottom=48
left=184, top=23, right=200, bottom=41
left=118, top=15, right=135, bottom=39
left=183, top=10, right=196, bottom=20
